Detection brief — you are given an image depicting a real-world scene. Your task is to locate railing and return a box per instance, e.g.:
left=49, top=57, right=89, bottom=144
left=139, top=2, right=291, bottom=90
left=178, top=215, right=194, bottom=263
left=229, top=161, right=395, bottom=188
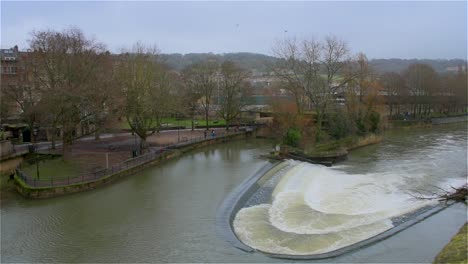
left=15, top=130, right=246, bottom=188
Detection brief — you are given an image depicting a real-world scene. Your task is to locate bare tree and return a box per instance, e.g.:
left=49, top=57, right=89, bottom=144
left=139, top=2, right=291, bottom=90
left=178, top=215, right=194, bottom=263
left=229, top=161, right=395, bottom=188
left=272, top=37, right=308, bottom=114
left=153, top=69, right=181, bottom=132
left=451, top=65, right=467, bottom=113
left=85, top=51, right=121, bottom=140
left=380, top=72, right=407, bottom=119
left=218, top=61, right=250, bottom=130
left=403, top=63, right=439, bottom=118
left=273, top=36, right=358, bottom=141
left=182, top=60, right=218, bottom=130
left=180, top=74, right=201, bottom=131
left=29, top=27, right=106, bottom=153
left=116, top=42, right=162, bottom=151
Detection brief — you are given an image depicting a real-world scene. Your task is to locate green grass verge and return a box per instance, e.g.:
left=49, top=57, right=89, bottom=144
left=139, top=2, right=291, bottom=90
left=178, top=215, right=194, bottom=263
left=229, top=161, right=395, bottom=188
left=21, top=158, right=81, bottom=180
left=433, top=223, right=467, bottom=264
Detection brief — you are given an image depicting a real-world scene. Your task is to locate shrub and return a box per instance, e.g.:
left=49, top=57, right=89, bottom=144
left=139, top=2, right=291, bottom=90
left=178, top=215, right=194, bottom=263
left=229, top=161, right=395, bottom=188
left=283, top=128, right=301, bottom=147
left=327, top=112, right=353, bottom=140
left=368, top=111, right=381, bottom=133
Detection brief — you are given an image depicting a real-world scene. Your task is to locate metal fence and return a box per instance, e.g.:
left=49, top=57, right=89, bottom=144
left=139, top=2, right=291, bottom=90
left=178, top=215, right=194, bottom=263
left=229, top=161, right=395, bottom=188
left=16, top=130, right=245, bottom=188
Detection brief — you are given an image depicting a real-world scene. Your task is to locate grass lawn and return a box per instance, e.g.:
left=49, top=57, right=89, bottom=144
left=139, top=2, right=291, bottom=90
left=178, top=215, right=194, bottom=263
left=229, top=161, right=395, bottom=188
left=433, top=223, right=467, bottom=264
left=22, top=158, right=82, bottom=180
left=118, top=118, right=226, bottom=129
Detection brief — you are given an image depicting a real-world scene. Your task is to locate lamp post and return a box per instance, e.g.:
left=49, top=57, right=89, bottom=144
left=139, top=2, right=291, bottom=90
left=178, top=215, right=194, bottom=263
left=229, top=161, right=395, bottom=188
left=33, top=128, right=39, bottom=179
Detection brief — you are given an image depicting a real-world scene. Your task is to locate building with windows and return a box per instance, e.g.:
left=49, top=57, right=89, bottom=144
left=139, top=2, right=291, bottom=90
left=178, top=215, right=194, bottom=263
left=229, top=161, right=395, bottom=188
left=1, top=45, right=19, bottom=76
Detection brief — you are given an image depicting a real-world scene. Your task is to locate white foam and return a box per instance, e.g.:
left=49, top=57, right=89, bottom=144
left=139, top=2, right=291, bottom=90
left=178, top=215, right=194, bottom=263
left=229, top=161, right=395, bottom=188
left=233, top=204, right=394, bottom=255
left=233, top=161, right=440, bottom=255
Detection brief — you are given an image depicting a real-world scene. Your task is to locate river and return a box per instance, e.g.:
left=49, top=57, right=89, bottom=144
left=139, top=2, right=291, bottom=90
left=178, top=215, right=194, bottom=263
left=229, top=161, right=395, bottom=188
left=1, top=124, right=466, bottom=262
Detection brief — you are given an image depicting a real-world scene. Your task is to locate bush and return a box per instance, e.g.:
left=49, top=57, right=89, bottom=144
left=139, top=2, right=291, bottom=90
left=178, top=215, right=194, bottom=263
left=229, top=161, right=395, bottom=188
left=327, top=112, right=354, bottom=140
left=368, top=111, right=381, bottom=133
left=283, top=128, right=301, bottom=147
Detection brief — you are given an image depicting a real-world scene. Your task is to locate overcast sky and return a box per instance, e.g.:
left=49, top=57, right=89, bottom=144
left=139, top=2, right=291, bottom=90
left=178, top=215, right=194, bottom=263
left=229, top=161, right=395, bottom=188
left=1, top=1, right=467, bottom=59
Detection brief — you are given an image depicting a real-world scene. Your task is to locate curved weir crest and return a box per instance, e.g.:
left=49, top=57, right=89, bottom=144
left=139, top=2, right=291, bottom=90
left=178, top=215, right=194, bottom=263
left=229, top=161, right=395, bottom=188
left=232, top=160, right=462, bottom=257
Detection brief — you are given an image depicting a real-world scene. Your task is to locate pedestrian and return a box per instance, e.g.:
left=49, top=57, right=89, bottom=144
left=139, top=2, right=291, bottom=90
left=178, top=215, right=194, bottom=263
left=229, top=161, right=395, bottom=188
left=211, top=129, right=215, bottom=138
left=204, top=130, right=207, bottom=139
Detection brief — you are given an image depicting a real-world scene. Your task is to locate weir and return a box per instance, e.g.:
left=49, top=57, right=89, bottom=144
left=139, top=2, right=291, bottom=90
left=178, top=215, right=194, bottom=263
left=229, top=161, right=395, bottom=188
left=2, top=124, right=467, bottom=263
left=227, top=160, right=460, bottom=259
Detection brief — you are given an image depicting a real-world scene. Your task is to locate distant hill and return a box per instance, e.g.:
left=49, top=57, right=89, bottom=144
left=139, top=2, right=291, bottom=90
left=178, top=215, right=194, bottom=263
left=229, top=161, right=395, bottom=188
left=160, top=52, right=466, bottom=74
left=160, top=52, right=278, bottom=73
left=369, top=58, right=467, bottom=74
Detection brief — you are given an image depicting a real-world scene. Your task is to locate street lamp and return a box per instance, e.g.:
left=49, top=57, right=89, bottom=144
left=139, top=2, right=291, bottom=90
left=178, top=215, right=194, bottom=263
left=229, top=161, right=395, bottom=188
left=32, top=128, right=39, bottom=179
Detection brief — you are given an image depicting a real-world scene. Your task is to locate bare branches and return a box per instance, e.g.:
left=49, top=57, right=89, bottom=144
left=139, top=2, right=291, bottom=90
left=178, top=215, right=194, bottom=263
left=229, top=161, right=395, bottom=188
left=218, top=60, right=250, bottom=129
left=182, top=60, right=219, bottom=130
left=409, top=184, right=467, bottom=204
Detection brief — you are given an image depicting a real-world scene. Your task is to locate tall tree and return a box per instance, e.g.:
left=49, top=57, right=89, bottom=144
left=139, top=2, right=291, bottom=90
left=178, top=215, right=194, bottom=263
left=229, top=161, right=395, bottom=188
left=403, top=63, right=439, bottom=118
left=153, top=69, right=181, bottom=132
left=273, top=36, right=358, bottom=141
left=116, top=43, right=160, bottom=151
left=218, top=61, right=250, bottom=130
left=180, top=74, right=201, bottom=131
left=29, top=27, right=106, bottom=152
left=85, top=51, right=121, bottom=140
left=380, top=72, right=407, bottom=119
left=182, top=60, right=218, bottom=130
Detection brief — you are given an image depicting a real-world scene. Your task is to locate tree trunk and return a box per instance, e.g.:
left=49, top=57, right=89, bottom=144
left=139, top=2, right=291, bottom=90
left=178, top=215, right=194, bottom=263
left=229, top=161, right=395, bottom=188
left=389, top=104, right=393, bottom=119
left=205, top=109, right=209, bottom=131
left=51, top=134, right=56, bottom=150
left=139, top=136, right=148, bottom=153
left=95, top=126, right=101, bottom=140
left=315, top=111, right=324, bottom=143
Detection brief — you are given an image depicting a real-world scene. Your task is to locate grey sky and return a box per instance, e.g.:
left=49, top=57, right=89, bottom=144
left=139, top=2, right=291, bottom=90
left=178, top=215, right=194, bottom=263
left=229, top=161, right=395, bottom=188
left=1, top=1, right=467, bottom=59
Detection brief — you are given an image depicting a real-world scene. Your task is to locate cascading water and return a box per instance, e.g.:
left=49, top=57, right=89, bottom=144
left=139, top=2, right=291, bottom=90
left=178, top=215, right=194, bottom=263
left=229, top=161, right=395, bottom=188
left=233, top=127, right=467, bottom=256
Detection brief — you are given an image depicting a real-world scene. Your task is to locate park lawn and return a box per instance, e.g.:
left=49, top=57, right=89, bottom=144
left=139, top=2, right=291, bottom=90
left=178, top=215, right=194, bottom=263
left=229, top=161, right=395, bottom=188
left=118, top=118, right=226, bottom=129
left=22, top=158, right=82, bottom=180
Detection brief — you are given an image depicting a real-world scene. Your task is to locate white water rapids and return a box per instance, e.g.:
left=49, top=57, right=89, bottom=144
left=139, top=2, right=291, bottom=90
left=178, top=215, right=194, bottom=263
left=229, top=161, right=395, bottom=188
left=233, top=127, right=467, bottom=256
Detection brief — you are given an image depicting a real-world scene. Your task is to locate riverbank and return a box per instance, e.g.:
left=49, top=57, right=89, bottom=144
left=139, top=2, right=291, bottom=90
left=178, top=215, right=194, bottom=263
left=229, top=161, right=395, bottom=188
left=2, top=128, right=466, bottom=262
left=270, top=134, right=383, bottom=166
left=387, top=114, right=468, bottom=129
left=13, top=131, right=249, bottom=199
left=433, top=223, right=467, bottom=264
